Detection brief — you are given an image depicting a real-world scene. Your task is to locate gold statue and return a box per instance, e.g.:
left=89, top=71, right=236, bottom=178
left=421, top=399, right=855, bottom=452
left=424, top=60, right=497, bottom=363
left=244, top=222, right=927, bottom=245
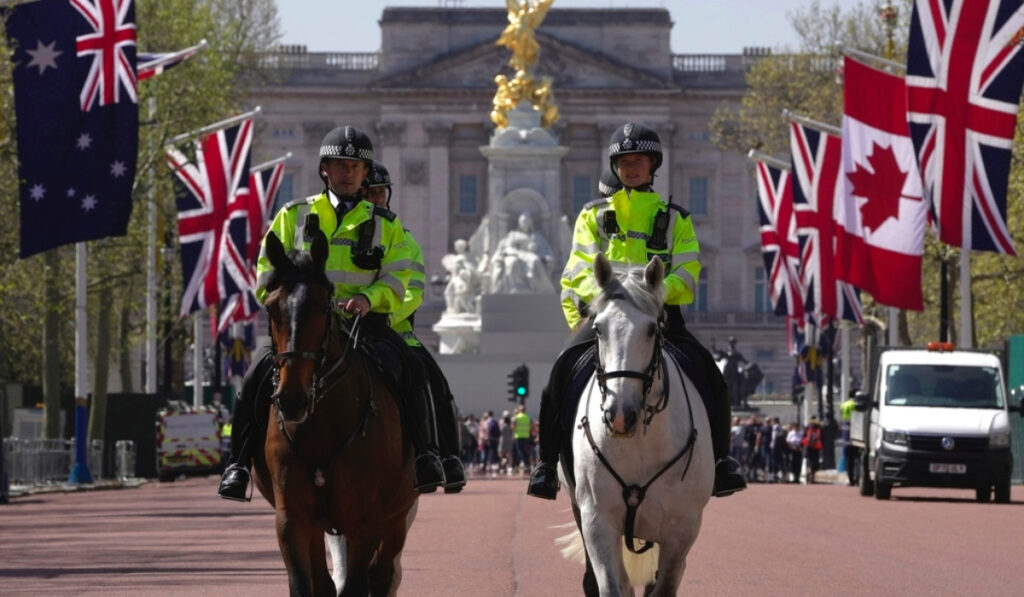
left=491, top=0, right=559, bottom=130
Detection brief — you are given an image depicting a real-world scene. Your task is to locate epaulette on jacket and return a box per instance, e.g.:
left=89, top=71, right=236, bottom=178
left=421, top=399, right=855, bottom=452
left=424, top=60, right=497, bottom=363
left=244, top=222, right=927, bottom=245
left=372, top=205, right=396, bottom=222
left=666, top=203, right=690, bottom=219
left=282, top=198, right=309, bottom=211
left=582, top=197, right=610, bottom=211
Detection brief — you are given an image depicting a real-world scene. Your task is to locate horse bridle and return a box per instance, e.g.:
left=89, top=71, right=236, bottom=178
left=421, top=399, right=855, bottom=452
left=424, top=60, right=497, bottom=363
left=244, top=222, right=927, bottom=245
left=593, top=293, right=669, bottom=429
left=268, top=280, right=362, bottom=436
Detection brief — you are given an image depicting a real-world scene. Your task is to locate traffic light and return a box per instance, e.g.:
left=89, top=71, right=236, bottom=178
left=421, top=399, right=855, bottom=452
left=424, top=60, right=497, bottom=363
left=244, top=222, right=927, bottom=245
left=507, top=364, right=529, bottom=402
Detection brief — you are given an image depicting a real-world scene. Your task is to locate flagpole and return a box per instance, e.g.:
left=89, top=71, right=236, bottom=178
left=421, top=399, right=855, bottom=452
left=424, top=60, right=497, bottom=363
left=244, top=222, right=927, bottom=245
left=836, top=44, right=904, bottom=72
left=168, top=106, right=262, bottom=147
left=138, top=39, right=208, bottom=72
left=145, top=97, right=158, bottom=395
left=960, top=250, right=972, bottom=347
left=194, top=313, right=204, bottom=409
left=251, top=152, right=292, bottom=173
left=68, top=243, right=93, bottom=484
left=781, top=109, right=841, bottom=137
left=746, top=148, right=789, bottom=171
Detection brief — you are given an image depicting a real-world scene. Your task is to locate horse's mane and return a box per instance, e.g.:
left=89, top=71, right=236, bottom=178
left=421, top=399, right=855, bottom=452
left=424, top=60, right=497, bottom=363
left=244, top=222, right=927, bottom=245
left=591, top=265, right=665, bottom=318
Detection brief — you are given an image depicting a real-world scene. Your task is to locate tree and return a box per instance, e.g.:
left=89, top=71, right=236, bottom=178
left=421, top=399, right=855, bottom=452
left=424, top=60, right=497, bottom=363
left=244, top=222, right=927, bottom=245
left=709, top=0, right=1023, bottom=351
left=0, top=0, right=281, bottom=444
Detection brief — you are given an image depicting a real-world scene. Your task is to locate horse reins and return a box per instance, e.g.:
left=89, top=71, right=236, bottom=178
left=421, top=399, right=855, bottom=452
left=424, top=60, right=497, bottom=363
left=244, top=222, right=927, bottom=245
left=579, top=315, right=698, bottom=554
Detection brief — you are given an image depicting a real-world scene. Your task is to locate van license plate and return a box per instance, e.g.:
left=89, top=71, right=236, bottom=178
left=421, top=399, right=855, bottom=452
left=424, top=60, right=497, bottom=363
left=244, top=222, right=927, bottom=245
left=929, top=463, right=967, bottom=474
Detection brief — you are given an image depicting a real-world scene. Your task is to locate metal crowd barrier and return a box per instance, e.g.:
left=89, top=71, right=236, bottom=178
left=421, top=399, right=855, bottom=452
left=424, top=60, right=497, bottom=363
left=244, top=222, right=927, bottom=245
left=3, top=438, right=74, bottom=486
left=2, top=438, right=137, bottom=487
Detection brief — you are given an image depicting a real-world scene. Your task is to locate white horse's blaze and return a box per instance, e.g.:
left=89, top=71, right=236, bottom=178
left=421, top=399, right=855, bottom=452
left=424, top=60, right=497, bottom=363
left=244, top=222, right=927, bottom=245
left=558, top=254, right=714, bottom=596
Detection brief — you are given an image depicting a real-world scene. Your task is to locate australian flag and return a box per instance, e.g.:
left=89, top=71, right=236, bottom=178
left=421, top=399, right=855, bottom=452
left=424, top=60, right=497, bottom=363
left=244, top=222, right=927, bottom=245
left=6, top=0, right=138, bottom=258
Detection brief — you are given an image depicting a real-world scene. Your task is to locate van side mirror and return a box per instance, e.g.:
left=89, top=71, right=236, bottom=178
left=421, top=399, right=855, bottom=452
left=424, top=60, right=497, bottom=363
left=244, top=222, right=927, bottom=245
left=853, top=390, right=874, bottom=412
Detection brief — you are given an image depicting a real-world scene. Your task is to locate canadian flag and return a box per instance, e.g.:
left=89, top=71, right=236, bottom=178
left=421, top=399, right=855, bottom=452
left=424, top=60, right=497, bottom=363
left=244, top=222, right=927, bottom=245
left=836, top=57, right=927, bottom=311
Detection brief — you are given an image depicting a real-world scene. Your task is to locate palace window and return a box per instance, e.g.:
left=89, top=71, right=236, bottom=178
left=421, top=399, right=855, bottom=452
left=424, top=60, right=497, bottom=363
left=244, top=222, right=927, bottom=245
left=458, top=175, right=478, bottom=214
left=572, top=175, right=591, bottom=215
left=689, top=176, right=708, bottom=216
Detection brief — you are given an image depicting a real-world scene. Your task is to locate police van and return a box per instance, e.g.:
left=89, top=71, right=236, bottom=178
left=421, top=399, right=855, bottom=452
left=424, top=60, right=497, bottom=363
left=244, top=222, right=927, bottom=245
left=851, top=343, right=1023, bottom=503
left=155, top=404, right=223, bottom=481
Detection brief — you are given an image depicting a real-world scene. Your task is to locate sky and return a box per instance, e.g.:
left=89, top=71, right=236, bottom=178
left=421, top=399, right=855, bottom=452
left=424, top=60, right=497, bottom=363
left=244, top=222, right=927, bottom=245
left=276, top=0, right=866, bottom=54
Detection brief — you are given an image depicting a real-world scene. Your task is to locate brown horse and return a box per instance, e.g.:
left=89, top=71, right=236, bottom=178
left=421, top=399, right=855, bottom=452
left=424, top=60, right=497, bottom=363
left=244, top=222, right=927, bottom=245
left=251, top=229, right=419, bottom=597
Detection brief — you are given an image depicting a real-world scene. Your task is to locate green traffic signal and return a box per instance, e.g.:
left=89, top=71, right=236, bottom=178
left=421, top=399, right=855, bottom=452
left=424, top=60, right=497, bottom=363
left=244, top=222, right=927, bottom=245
left=516, top=386, right=526, bottom=396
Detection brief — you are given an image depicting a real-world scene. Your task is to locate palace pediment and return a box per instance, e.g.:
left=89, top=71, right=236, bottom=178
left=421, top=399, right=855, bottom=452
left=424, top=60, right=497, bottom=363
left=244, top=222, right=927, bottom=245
left=372, top=32, right=674, bottom=91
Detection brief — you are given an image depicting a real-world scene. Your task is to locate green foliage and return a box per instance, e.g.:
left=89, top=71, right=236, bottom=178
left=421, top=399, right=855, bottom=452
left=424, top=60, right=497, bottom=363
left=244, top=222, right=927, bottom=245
left=0, top=0, right=280, bottom=389
left=708, top=0, right=1024, bottom=349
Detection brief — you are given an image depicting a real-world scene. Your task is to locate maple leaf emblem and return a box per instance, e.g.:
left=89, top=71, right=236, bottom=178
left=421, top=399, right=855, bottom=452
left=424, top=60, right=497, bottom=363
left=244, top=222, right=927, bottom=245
left=845, top=142, right=921, bottom=232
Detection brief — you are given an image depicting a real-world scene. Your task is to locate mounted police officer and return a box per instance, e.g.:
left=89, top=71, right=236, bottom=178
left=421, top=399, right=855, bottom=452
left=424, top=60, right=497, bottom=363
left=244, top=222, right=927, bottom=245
left=366, top=161, right=467, bottom=493
left=217, top=127, right=445, bottom=500
left=526, top=122, right=747, bottom=500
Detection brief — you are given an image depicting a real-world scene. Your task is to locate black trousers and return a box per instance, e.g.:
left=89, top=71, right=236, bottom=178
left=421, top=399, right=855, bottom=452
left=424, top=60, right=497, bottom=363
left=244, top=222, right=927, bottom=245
left=536, top=305, right=732, bottom=466
left=411, top=344, right=460, bottom=459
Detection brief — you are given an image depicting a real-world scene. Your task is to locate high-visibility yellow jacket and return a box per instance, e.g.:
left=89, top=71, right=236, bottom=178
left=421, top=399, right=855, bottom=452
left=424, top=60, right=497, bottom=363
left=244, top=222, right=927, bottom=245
left=391, top=230, right=426, bottom=348
left=560, top=188, right=701, bottom=330
left=255, top=192, right=413, bottom=314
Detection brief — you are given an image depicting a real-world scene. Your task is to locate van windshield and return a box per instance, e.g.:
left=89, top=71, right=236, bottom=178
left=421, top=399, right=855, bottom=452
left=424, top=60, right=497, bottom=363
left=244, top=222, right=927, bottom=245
left=885, top=364, right=1004, bottom=408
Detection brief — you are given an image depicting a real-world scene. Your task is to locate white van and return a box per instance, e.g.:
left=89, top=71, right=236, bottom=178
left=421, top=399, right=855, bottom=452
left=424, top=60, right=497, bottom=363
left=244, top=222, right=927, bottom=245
left=851, top=343, right=1021, bottom=503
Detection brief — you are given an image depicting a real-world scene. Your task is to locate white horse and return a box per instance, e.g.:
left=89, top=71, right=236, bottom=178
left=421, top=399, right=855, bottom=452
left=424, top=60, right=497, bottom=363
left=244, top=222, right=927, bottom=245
left=557, top=253, right=714, bottom=597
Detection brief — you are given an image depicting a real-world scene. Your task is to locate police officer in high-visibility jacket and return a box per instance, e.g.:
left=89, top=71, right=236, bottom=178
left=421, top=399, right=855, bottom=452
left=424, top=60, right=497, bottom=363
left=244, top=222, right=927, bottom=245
left=217, top=127, right=445, bottom=501
left=366, top=161, right=467, bottom=493
left=526, top=122, right=747, bottom=500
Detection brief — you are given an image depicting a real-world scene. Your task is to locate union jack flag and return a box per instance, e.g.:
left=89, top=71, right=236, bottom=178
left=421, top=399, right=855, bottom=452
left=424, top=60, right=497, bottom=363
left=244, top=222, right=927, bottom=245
left=216, top=161, right=286, bottom=333
left=167, top=120, right=254, bottom=317
left=755, top=160, right=804, bottom=320
left=137, top=39, right=204, bottom=81
left=906, top=0, right=1024, bottom=255
left=789, top=121, right=864, bottom=326
left=72, top=0, right=137, bottom=111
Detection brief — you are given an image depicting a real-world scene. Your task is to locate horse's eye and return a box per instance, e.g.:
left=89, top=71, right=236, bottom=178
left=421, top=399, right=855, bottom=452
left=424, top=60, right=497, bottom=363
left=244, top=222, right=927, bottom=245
left=593, top=324, right=602, bottom=338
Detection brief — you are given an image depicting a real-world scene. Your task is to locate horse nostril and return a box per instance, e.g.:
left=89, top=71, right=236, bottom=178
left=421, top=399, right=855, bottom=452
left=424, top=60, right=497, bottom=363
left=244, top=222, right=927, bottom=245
left=625, top=409, right=638, bottom=429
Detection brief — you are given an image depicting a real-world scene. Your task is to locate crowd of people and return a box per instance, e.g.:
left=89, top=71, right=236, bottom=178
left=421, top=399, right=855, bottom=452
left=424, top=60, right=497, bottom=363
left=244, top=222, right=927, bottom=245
left=730, top=414, right=827, bottom=484
left=459, top=405, right=538, bottom=476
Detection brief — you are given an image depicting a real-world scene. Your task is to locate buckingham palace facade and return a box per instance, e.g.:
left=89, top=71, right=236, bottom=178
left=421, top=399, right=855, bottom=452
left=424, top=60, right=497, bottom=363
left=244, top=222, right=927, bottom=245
left=248, top=7, right=804, bottom=396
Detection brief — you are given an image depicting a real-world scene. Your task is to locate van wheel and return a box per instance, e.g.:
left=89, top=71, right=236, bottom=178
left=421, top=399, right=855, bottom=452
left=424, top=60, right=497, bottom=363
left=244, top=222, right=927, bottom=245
left=858, top=452, right=874, bottom=497
left=975, top=485, right=992, bottom=503
left=874, top=461, right=891, bottom=500
left=994, top=478, right=1011, bottom=504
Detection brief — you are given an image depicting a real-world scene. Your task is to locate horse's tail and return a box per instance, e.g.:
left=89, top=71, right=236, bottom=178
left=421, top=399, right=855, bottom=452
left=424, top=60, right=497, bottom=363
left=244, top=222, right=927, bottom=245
left=555, top=525, right=659, bottom=587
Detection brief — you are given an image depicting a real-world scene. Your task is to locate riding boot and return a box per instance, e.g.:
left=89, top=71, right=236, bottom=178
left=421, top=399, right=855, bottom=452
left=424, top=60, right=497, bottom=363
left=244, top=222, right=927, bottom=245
left=415, top=345, right=466, bottom=493
left=217, top=347, right=273, bottom=502
left=527, top=334, right=596, bottom=500
left=527, top=385, right=561, bottom=500
left=708, top=366, right=746, bottom=498
left=218, top=393, right=254, bottom=501
left=409, top=387, right=445, bottom=494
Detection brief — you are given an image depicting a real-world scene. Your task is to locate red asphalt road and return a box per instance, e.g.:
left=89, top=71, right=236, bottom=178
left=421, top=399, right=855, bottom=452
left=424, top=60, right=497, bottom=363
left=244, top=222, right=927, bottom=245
left=1, top=475, right=1023, bottom=596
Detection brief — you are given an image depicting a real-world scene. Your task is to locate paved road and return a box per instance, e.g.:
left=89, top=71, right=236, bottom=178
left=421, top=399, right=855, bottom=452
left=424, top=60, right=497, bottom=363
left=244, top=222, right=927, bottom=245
left=2, top=475, right=1023, bottom=596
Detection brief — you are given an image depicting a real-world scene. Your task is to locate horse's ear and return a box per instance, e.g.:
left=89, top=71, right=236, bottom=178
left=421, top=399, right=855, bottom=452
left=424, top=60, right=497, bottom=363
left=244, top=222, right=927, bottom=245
left=265, top=231, right=290, bottom=271
left=644, top=256, right=665, bottom=292
left=309, top=229, right=329, bottom=270
left=594, top=252, right=613, bottom=288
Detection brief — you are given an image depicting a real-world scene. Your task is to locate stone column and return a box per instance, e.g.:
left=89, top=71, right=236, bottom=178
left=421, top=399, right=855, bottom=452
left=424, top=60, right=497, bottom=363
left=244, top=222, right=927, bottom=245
left=374, top=119, right=406, bottom=208
left=655, top=121, right=676, bottom=198
left=423, top=120, right=453, bottom=300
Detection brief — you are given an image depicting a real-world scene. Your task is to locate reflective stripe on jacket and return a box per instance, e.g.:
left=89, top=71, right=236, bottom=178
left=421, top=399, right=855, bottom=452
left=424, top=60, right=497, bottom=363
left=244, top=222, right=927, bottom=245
left=255, top=192, right=412, bottom=314
left=391, top=230, right=426, bottom=348
left=560, top=188, right=701, bottom=329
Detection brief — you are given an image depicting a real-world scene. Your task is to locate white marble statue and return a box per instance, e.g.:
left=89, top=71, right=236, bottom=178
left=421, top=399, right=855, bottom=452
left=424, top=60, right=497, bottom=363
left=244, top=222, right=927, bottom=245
left=484, top=211, right=556, bottom=294
left=441, top=239, right=482, bottom=314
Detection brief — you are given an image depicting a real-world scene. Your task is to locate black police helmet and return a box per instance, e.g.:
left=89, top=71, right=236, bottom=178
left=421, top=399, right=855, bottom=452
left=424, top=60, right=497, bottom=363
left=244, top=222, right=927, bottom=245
left=368, top=160, right=394, bottom=205
left=608, top=122, right=663, bottom=179
left=598, top=166, right=623, bottom=198
left=318, top=126, right=373, bottom=188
